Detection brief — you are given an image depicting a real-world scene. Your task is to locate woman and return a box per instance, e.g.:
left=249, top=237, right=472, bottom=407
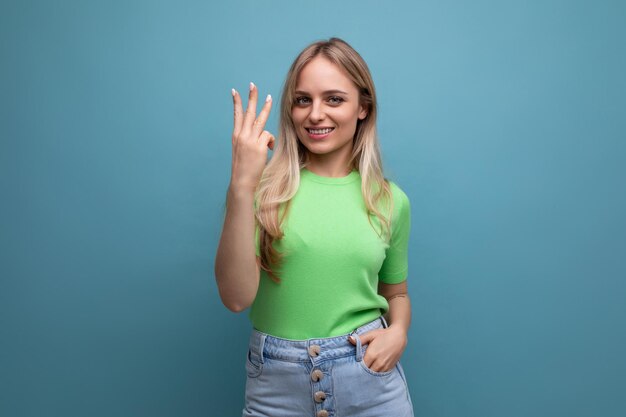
left=215, top=37, right=414, bottom=417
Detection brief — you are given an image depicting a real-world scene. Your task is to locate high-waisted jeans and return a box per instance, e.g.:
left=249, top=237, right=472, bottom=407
left=243, top=316, right=414, bottom=417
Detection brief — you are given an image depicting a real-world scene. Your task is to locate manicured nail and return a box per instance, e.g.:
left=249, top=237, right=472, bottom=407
left=231, top=88, right=236, bottom=96
left=249, top=82, right=255, bottom=91
left=266, top=94, right=271, bottom=102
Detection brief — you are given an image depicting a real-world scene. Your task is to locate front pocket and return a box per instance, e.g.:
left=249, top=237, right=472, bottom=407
left=245, top=348, right=263, bottom=378
left=357, top=346, right=396, bottom=377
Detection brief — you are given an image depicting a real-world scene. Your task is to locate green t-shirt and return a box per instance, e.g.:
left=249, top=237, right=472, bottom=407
left=250, top=168, right=411, bottom=339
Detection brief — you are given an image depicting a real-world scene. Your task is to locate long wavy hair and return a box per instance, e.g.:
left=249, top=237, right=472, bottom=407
left=255, top=37, right=393, bottom=281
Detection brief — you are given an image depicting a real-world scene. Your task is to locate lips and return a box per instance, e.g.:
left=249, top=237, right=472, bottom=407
left=306, top=127, right=335, bottom=134
left=304, top=127, right=335, bottom=140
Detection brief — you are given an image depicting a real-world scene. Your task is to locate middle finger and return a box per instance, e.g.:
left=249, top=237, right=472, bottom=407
left=241, top=82, right=258, bottom=135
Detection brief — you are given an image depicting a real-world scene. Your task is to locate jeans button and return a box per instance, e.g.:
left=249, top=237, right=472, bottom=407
left=308, top=344, right=321, bottom=357
left=311, top=369, right=324, bottom=382
left=314, top=391, right=326, bottom=403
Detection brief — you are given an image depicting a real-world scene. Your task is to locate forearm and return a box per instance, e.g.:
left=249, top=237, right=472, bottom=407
left=385, top=293, right=411, bottom=334
left=214, top=185, right=260, bottom=312
left=378, top=280, right=411, bottom=334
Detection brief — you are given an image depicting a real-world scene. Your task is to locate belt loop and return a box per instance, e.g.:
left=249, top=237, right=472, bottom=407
left=380, top=315, right=389, bottom=329
left=258, top=333, right=267, bottom=364
left=353, top=332, right=363, bottom=362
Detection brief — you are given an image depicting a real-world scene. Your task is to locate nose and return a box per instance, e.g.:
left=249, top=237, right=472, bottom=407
left=308, top=100, right=325, bottom=123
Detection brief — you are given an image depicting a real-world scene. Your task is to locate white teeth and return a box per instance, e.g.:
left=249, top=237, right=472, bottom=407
left=308, top=128, right=333, bottom=134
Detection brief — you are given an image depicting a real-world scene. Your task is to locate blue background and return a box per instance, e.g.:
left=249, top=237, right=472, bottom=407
left=2, top=0, right=625, bottom=416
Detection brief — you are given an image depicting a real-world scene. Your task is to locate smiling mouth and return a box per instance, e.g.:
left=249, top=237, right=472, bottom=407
left=306, top=127, right=335, bottom=134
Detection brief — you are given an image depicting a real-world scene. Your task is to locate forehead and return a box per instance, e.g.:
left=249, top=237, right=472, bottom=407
left=295, top=56, right=357, bottom=93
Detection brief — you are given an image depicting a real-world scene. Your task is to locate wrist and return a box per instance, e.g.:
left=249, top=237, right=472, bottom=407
left=386, top=323, right=409, bottom=338
left=229, top=172, right=261, bottom=194
left=228, top=183, right=257, bottom=200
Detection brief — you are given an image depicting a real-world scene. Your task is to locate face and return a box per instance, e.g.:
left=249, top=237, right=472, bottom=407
left=291, top=56, right=368, bottom=166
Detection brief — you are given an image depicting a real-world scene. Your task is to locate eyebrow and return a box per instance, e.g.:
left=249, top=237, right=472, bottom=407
left=294, top=89, right=348, bottom=95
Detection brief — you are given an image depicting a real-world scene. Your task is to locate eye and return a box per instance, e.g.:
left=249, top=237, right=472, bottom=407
left=294, top=96, right=311, bottom=105
left=328, top=96, right=344, bottom=104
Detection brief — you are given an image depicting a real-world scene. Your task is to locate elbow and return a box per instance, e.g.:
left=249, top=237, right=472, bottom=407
left=224, top=300, right=249, bottom=313
left=214, top=265, right=259, bottom=314
left=215, top=276, right=253, bottom=313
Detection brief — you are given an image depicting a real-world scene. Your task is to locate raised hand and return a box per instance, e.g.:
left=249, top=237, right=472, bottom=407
left=230, top=82, right=275, bottom=192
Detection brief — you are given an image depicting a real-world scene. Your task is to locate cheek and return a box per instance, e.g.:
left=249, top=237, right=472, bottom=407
left=337, top=106, right=360, bottom=123
left=333, top=111, right=358, bottom=130
left=291, top=110, right=305, bottom=126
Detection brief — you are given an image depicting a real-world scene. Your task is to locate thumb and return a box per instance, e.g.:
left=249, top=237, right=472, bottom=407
left=348, top=330, right=381, bottom=346
left=259, top=130, right=275, bottom=150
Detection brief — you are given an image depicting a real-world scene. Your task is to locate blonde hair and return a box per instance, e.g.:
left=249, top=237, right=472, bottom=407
left=255, top=37, right=393, bottom=281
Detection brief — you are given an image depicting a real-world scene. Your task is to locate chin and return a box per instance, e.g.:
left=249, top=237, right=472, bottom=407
left=299, top=141, right=333, bottom=155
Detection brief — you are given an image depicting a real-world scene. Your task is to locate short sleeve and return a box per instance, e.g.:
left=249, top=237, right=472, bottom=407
left=378, top=183, right=411, bottom=284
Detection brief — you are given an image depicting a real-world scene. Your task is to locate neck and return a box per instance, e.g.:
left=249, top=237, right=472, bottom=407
left=304, top=142, right=354, bottom=177
left=305, top=155, right=353, bottom=177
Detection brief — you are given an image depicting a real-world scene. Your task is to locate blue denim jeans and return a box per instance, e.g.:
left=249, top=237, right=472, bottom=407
left=243, top=317, right=414, bottom=417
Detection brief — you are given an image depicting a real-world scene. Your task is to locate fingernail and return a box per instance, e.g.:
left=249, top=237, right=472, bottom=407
left=249, top=82, right=255, bottom=91
left=231, top=88, right=236, bottom=96
left=348, top=335, right=355, bottom=342
left=266, top=94, right=271, bottom=102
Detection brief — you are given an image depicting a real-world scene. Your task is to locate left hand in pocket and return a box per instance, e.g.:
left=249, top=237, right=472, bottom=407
left=349, top=325, right=408, bottom=373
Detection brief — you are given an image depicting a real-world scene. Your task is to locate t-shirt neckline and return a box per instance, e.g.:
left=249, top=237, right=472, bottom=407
left=301, top=168, right=360, bottom=185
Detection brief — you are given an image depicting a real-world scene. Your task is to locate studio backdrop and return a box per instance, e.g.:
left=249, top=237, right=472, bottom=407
left=2, top=1, right=625, bottom=416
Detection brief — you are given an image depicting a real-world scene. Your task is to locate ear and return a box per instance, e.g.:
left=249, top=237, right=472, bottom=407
left=358, top=104, right=368, bottom=120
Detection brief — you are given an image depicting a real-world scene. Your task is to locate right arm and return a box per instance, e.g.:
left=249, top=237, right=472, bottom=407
left=214, top=83, right=275, bottom=312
